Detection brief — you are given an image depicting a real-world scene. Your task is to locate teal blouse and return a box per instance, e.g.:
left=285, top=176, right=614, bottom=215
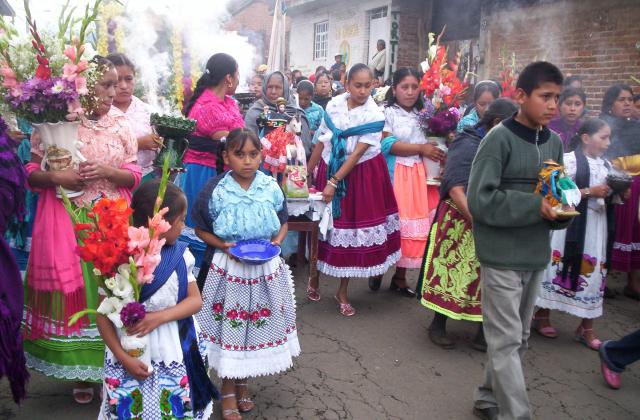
left=207, top=171, right=286, bottom=243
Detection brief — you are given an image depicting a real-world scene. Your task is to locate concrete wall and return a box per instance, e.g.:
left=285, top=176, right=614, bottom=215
left=288, top=0, right=392, bottom=76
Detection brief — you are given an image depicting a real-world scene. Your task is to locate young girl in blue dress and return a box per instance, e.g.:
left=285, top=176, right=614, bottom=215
left=193, top=128, right=300, bottom=420
left=97, top=180, right=217, bottom=419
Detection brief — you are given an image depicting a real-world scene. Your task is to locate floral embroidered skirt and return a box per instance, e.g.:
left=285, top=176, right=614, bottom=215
left=315, top=154, right=401, bottom=278
left=536, top=205, right=607, bottom=319
left=418, top=199, right=482, bottom=322
left=196, top=252, right=300, bottom=379
left=99, top=350, right=213, bottom=420
left=392, top=162, right=438, bottom=269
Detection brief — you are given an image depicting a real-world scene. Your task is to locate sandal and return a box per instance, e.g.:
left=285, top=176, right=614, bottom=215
left=72, top=387, right=94, bottom=404
left=235, top=382, right=255, bottom=413
left=532, top=316, right=558, bottom=339
left=575, top=326, right=602, bottom=351
left=307, top=278, right=321, bottom=301
left=334, top=296, right=356, bottom=317
left=221, top=393, right=242, bottom=420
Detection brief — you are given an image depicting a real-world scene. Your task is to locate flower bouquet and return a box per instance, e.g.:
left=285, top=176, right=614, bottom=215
left=63, top=158, right=173, bottom=372
left=499, top=47, right=518, bottom=99
left=150, top=113, right=196, bottom=172
left=0, top=1, right=103, bottom=197
left=419, top=31, right=468, bottom=184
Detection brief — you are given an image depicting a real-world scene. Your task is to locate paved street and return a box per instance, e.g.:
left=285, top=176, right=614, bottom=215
left=1, top=269, right=639, bottom=419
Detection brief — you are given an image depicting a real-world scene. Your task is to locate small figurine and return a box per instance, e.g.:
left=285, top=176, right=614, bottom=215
left=535, top=160, right=582, bottom=217
left=257, top=105, right=271, bottom=132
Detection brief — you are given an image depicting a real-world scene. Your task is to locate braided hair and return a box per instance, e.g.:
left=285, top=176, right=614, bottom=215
left=184, top=53, right=237, bottom=117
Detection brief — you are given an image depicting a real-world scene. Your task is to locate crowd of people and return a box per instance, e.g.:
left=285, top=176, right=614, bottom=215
left=2, top=44, right=640, bottom=420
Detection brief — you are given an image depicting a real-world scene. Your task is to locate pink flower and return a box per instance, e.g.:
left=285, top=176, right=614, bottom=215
left=146, top=237, right=165, bottom=257
left=64, top=45, right=76, bottom=62
left=105, top=377, right=120, bottom=387
left=75, top=76, right=88, bottom=95
left=128, top=226, right=150, bottom=252
left=149, top=208, right=171, bottom=236
left=212, top=303, right=223, bottom=314
left=66, top=99, right=84, bottom=121
left=226, top=309, right=238, bottom=320
left=63, top=63, right=78, bottom=82
left=77, top=59, right=88, bottom=73
left=179, top=375, right=189, bottom=388
left=1, top=66, right=16, bottom=87
left=250, top=311, right=260, bottom=322
left=260, top=308, right=271, bottom=318
left=239, top=310, right=250, bottom=321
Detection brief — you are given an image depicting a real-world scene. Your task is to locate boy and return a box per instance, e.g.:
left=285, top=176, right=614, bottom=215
left=467, top=61, right=570, bottom=420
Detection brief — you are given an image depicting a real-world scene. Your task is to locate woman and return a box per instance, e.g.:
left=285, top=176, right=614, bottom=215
left=178, top=53, right=244, bottom=229
left=456, top=81, right=501, bottom=133
left=107, top=53, right=160, bottom=182
left=548, top=87, right=586, bottom=150
left=23, top=56, right=141, bottom=403
left=418, top=99, right=518, bottom=349
left=244, top=70, right=312, bottom=156
left=313, top=71, right=333, bottom=109
left=601, top=84, right=640, bottom=299
left=307, top=64, right=401, bottom=317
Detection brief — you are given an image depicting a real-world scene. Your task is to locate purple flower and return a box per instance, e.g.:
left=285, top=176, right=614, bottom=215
left=427, top=109, right=460, bottom=136
left=120, top=302, right=146, bottom=328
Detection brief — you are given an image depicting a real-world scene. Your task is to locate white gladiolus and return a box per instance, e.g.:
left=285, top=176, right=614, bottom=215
left=112, top=264, right=134, bottom=298
left=104, top=277, right=117, bottom=291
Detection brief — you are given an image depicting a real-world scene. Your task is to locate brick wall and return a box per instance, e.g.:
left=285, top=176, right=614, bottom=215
left=394, top=0, right=432, bottom=70
left=481, top=0, right=640, bottom=114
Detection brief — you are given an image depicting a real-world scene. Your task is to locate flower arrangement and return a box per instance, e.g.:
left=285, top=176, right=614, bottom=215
left=63, top=157, right=172, bottom=365
left=0, top=0, right=102, bottom=123
left=499, top=47, right=518, bottom=99
left=419, top=31, right=468, bottom=137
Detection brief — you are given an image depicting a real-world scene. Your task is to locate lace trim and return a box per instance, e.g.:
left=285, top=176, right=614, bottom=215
left=327, top=214, right=400, bottom=248
left=318, top=250, right=401, bottom=278
left=397, top=255, right=423, bottom=269
left=25, top=353, right=103, bottom=382
left=400, top=217, right=431, bottom=239
left=612, top=241, right=640, bottom=252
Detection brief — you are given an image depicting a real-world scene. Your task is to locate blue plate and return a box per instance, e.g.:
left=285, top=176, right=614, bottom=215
left=230, top=240, right=281, bottom=265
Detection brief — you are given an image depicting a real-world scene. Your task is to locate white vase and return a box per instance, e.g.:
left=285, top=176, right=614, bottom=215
left=120, top=332, right=153, bottom=373
left=33, top=121, right=84, bottom=198
left=423, top=136, right=448, bottom=186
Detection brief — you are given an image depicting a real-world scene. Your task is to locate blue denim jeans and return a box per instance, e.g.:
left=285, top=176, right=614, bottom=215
left=600, top=329, right=640, bottom=373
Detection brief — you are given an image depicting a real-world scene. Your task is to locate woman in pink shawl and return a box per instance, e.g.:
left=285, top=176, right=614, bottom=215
left=22, top=56, right=141, bottom=404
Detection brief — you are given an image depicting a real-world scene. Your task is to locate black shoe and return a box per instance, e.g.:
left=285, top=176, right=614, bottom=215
left=473, top=406, right=498, bottom=420
left=471, top=325, right=487, bottom=352
left=428, top=327, right=455, bottom=349
left=389, top=278, right=416, bottom=297
left=368, top=276, right=382, bottom=291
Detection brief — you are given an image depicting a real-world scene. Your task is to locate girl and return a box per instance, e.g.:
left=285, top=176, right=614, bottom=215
left=456, top=80, right=501, bottom=133
left=307, top=64, right=401, bottom=316
left=98, top=181, right=217, bottom=419
left=244, top=71, right=312, bottom=157
left=418, top=99, right=518, bottom=350
left=250, top=74, right=263, bottom=100
left=107, top=53, right=161, bottom=182
left=313, top=71, right=333, bottom=109
left=381, top=68, right=446, bottom=295
left=179, top=53, right=244, bottom=228
left=548, top=87, right=587, bottom=150
left=534, top=119, right=613, bottom=349
left=23, top=56, right=141, bottom=403
left=296, top=80, right=324, bottom=139
left=600, top=84, right=640, bottom=300
left=192, top=129, right=299, bottom=420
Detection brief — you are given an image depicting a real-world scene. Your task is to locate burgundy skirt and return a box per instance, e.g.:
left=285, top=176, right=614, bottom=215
left=611, top=175, right=640, bottom=272
left=316, top=154, right=401, bottom=278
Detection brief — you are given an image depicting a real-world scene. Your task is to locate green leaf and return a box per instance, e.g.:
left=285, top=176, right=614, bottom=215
left=129, top=257, right=140, bottom=301
left=130, top=388, right=143, bottom=415
left=68, top=308, right=99, bottom=326
left=59, top=187, right=81, bottom=225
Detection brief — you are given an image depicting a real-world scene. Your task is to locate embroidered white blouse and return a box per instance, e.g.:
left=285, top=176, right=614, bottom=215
left=383, top=104, right=428, bottom=167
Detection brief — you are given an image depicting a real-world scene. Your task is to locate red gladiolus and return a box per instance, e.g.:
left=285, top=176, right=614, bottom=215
left=35, top=63, right=50, bottom=80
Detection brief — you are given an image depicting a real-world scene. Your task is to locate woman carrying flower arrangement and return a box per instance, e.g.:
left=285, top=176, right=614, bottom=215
left=23, top=56, right=141, bottom=404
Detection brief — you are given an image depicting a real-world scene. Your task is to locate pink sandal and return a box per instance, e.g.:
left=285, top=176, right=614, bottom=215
left=306, top=279, right=321, bottom=301
left=532, top=316, right=558, bottom=338
left=575, top=326, right=602, bottom=350
left=334, top=296, right=356, bottom=317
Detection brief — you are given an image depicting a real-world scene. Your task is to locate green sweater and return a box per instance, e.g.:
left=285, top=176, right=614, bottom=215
left=467, top=117, right=570, bottom=271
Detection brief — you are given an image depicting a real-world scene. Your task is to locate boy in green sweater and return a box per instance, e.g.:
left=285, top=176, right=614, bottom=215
left=468, top=62, right=570, bottom=420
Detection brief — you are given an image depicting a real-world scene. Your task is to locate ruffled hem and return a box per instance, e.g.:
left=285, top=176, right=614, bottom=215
left=25, top=353, right=102, bottom=382
left=204, top=333, right=301, bottom=379
left=327, top=214, right=400, bottom=248
left=535, top=297, right=603, bottom=319
left=397, top=256, right=422, bottom=269
left=318, top=250, right=401, bottom=278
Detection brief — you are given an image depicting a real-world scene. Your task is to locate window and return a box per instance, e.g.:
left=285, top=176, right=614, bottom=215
left=369, top=6, right=387, bottom=20
left=314, top=21, right=328, bottom=60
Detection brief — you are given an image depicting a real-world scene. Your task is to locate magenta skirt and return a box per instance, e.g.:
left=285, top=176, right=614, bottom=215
left=316, top=154, right=401, bottom=278
left=611, top=175, right=640, bottom=272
